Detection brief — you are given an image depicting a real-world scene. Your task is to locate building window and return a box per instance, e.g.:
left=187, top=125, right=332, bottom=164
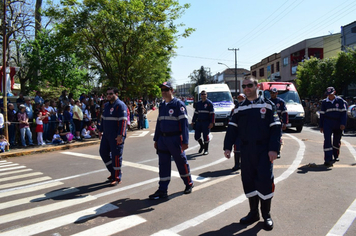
left=271, top=64, right=274, bottom=73
left=276, top=61, right=280, bottom=71
left=259, top=68, right=264, bottom=77
left=252, top=71, right=257, bottom=77
left=283, top=57, right=288, bottom=66
left=351, top=26, right=356, bottom=33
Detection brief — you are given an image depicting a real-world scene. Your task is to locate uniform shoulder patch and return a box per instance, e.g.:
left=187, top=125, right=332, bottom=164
left=180, top=106, right=185, bottom=111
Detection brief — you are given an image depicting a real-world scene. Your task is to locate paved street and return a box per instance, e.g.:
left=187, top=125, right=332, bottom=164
left=0, top=104, right=355, bottom=236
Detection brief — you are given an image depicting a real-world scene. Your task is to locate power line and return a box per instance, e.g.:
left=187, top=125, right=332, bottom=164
left=245, top=0, right=356, bottom=64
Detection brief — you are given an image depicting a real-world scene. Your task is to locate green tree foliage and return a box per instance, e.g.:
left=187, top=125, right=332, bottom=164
left=45, top=0, right=194, bottom=99
left=20, top=29, right=91, bottom=97
left=334, top=49, right=356, bottom=94
left=189, top=66, right=215, bottom=86
left=296, top=50, right=356, bottom=98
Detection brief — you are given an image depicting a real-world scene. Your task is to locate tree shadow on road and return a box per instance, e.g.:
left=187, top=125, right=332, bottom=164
left=297, top=163, right=333, bottom=174
left=199, top=222, right=264, bottom=236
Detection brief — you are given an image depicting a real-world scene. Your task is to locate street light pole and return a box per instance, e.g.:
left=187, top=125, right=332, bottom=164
left=228, top=48, right=239, bottom=97
left=2, top=0, right=9, bottom=151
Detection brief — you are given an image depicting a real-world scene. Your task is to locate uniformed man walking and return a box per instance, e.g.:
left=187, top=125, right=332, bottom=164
left=149, top=82, right=194, bottom=199
left=319, top=87, right=347, bottom=167
left=223, top=76, right=281, bottom=231
left=99, top=87, right=128, bottom=186
left=192, top=90, right=215, bottom=155
left=269, top=88, right=288, bottom=158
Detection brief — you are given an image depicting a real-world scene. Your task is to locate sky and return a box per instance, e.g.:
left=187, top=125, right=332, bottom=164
left=170, top=0, right=356, bottom=86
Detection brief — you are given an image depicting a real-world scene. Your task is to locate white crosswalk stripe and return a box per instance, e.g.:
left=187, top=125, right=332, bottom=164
left=0, top=187, right=79, bottom=210
left=70, top=215, right=147, bottom=236
left=0, top=204, right=119, bottom=236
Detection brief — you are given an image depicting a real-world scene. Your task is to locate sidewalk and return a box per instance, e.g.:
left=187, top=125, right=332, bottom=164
left=0, top=108, right=158, bottom=159
left=0, top=139, right=102, bottom=158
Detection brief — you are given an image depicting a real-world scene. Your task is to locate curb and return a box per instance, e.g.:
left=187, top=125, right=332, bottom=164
left=0, top=140, right=101, bottom=159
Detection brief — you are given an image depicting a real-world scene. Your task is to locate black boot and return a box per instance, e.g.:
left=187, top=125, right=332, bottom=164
left=203, top=142, right=209, bottom=155
left=261, top=198, right=273, bottom=231
left=232, top=152, right=241, bottom=171
left=198, top=139, right=204, bottom=153
left=240, top=196, right=260, bottom=225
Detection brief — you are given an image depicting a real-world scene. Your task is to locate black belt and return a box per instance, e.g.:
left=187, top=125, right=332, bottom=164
left=161, top=131, right=181, bottom=137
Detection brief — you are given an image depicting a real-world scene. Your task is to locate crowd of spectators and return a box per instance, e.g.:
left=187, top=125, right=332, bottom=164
left=0, top=90, right=157, bottom=150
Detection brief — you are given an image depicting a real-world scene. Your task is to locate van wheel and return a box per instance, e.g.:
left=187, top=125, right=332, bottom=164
left=296, top=126, right=303, bottom=132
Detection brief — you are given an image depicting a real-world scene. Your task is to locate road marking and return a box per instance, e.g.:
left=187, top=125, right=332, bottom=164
left=0, top=172, right=43, bottom=183
left=0, top=169, right=106, bottom=194
left=0, top=168, right=32, bottom=177
left=0, top=162, right=18, bottom=166
left=0, top=166, right=26, bottom=172
left=70, top=215, right=147, bottom=236
left=0, top=194, right=97, bottom=224
left=0, top=187, right=79, bottom=210
left=151, top=230, right=181, bottom=236
left=0, top=203, right=118, bottom=236
left=0, top=181, right=63, bottom=198
left=0, top=176, right=52, bottom=190
left=341, top=139, right=356, bottom=161
left=151, top=133, right=305, bottom=235
left=62, top=152, right=209, bottom=183
left=327, top=198, right=356, bottom=236
left=128, top=130, right=150, bottom=138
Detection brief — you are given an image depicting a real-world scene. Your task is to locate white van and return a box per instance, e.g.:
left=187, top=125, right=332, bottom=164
left=194, top=84, right=235, bottom=127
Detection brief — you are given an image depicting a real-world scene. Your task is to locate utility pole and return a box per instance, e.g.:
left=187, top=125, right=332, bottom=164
left=228, top=48, right=239, bottom=97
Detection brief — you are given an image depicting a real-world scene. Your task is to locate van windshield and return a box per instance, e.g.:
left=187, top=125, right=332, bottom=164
left=263, top=90, right=301, bottom=104
left=206, top=92, right=233, bottom=103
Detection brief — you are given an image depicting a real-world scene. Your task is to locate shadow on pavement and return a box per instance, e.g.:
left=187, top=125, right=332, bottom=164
left=199, top=168, right=238, bottom=178
left=297, top=163, right=333, bottom=174
left=199, top=221, right=264, bottom=236
left=74, top=190, right=188, bottom=223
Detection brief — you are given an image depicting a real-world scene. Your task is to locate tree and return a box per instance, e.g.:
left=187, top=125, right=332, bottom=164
left=334, top=49, right=356, bottom=95
left=189, top=66, right=215, bottom=86
left=45, top=0, right=194, bottom=99
left=297, top=49, right=356, bottom=99
left=20, top=29, right=92, bottom=96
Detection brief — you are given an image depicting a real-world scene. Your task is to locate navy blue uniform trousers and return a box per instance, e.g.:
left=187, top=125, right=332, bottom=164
left=157, top=135, right=192, bottom=192
left=99, top=134, right=125, bottom=181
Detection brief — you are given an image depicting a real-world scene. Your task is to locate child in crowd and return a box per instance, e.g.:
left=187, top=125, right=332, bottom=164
left=52, top=129, right=64, bottom=144
left=88, top=121, right=98, bottom=137
left=81, top=124, right=92, bottom=139
left=58, top=126, right=70, bottom=143
left=35, top=110, right=45, bottom=145
left=0, top=135, right=9, bottom=153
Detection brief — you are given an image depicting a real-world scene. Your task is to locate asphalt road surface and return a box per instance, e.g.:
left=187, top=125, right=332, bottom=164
left=0, top=104, right=355, bottom=236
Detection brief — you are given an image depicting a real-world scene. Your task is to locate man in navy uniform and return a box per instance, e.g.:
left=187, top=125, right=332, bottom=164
left=223, top=76, right=281, bottom=231
left=319, top=87, right=347, bottom=167
left=99, top=87, right=128, bottom=186
left=191, top=90, right=215, bottom=155
left=269, top=88, right=288, bottom=158
left=149, top=81, right=194, bottom=199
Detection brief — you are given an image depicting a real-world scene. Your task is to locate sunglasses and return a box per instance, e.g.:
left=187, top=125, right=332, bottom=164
left=106, top=92, right=114, bottom=95
left=161, top=88, right=170, bottom=92
left=201, top=94, right=207, bottom=96
left=242, top=83, right=254, bottom=89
